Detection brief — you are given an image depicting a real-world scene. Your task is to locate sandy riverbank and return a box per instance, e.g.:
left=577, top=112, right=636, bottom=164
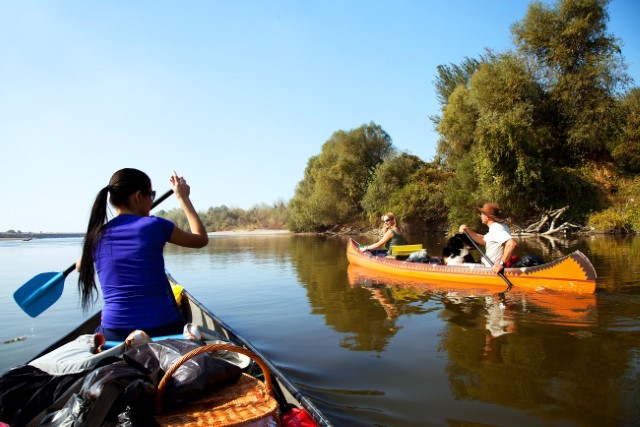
left=208, top=229, right=291, bottom=236
left=0, top=230, right=292, bottom=241
left=0, top=233, right=85, bottom=240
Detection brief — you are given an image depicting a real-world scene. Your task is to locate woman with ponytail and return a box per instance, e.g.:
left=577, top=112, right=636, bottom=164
left=78, top=168, right=208, bottom=341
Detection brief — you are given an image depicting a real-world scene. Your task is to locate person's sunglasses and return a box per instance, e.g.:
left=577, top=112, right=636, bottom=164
left=144, top=190, right=156, bottom=201
left=383, top=218, right=391, bottom=223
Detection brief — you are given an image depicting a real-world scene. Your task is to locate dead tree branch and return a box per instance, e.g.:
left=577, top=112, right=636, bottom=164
left=516, top=206, right=582, bottom=235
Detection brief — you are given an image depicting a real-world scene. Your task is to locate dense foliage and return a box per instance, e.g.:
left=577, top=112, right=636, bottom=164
left=286, top=0, right=638, bottom=234
left=159, top=0, right=638, bottom=235
left=288, top=122, right=394, bottom=232
left=611, top=88, right=640, bottom=173
left=361, top=153, right=452, bottom=231
left=287, top=123, right=451, bottom=232
left=433, top=0, right=638, bottom=231
left=157, top=200, right=288, bottom=232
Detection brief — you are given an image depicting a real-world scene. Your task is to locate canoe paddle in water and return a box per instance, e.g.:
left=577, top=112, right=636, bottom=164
left=14, top=189, right=174, bottom=318
left=463, top=230, right=514, bottom=292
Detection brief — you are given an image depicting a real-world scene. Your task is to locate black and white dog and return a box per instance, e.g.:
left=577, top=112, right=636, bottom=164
left=442, top=233, right=476, bottom=265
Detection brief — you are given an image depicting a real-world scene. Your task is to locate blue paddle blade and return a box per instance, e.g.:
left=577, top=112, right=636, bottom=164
left=12, top=190, right=173, bottom=317
left=14, top=272, right=65, bottom=318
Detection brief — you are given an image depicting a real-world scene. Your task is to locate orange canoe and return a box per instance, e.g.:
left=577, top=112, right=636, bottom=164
left=346, top=264, right=597, bottom=326
left=346, top=239, right=597, bottom=294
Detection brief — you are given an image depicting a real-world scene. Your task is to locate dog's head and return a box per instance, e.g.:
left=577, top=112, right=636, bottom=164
left=442, top=233, right=475, bottom=262
left=442, top=246, right=457, bottom=258
left=454, top=233, right=474, bottom=248
left=445, top=233, right=473, bottom=250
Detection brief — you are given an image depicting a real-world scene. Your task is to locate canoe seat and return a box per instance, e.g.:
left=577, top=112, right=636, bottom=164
left=390, top=244, right=423, bottom=257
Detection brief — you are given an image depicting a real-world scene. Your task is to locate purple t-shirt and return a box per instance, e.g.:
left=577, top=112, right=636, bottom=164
left=95, top=214, right=177, bottom=330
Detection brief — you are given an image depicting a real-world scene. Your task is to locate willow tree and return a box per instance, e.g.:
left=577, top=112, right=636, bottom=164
left=470, top=53, right=550, bottom=218
left=441, top=52, right=602, bottom=225
left=436, top=0, right=630, bottom=226
left=436, top=84, right=479, bottom=168
left=432, top=57, right=482, bottom=169
left=437, top=52, right=549, bottom=220
left=361, top=153, right=451, bottom=231
left=389, top=161, right=452, bottom=231
left=612, top=88, right=640, bottom=172
left=511, top=0, right=629, bottom=161
left=433, top=57, right=482, bottom=109
left=361, top=152, right=424, bottom=217
left=288, top=122, right=394, bottom=232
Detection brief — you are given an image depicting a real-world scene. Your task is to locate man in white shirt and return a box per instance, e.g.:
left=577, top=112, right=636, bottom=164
left=459, top=203, right=518, bottom=274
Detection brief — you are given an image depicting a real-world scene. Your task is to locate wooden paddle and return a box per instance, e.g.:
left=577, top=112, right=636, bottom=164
left=14, top=189, right=174, bottom=317
left=463, top=230, right=514, bottom=292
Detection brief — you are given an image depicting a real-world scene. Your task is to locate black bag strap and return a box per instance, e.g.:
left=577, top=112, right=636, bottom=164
left=80, top=381, right=123, bottom=427
left=25, top=376, right=85, bottom=427
left=25, top=356, right=123, bottom=427
left=81, top=367, right=163, bottom=427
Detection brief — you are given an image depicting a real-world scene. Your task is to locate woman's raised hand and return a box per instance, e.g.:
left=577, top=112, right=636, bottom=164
left=170, top=170, right=191, bottom=200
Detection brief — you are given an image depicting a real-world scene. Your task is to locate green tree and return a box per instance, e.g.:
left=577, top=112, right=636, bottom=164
left=362, top=153, right=451, bottom=231
left=436, top=0, right=631, bottom=226
left=511, top=0, right=629, bottom=160
left=202, top=205, right=241, bottom=230
left=158, top=201, right=290, bottom=232
left=611, top=88, right=640, bottom=172
left=444, top=152, right=482, bottom=230
left=288, top=122, right=394, bottom=232
left=156, top=208, right=189, bottom=230
left=242, top=200, right=289, bottom=229
left=432, top=57, right=482, bottom=169
left=361, top=152, right=424, bottom=217
left=436, top=84, right=479, bottom=168
left=433, top=57, right=481, bottom=108
left=391, top=162, right=452, bottom=231
left=438, top=52, right=551, bottom=219
left=470, top=53, right=548, bottom=217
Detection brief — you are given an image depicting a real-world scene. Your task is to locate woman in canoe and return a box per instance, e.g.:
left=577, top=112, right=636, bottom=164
left=359, top=213, right=407, bottom=256
left=77, top=168, right=209, bottom=342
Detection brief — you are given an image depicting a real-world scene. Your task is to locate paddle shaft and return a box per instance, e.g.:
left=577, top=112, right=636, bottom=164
left=152, top=189, right=174, bottom=208
left=463, top=230, right=514, bottom=292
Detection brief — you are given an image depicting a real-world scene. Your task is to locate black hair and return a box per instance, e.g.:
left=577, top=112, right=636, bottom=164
left=78, top=168, right=151, bottom=310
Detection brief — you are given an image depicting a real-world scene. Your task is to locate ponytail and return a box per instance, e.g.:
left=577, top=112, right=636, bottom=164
left=78, top=186, right=109, bottom=311
left=77, top=168, right=152, bottom=311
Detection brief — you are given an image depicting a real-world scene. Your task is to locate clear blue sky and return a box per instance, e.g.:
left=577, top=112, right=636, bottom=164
left=2, top=1, right=638, bottom=232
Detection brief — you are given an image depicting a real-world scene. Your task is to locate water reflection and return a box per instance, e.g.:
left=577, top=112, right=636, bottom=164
left=4, top=234, right=638, bottom=425
left=166, top=233, right=637, bottom=425
left=342, top=254, right=640, bottom=425
left=289, top=236, right=403, bottom=352
left=347, top=264, right=597, bottom=326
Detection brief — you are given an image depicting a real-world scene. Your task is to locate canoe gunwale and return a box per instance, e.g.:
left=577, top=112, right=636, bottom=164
left=25, top=285, right=333, bottom=427
left=180, top=289, right=332, bottom=426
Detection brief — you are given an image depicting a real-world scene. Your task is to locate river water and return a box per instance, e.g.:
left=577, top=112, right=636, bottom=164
left=1, top=234, right=639, bottom=426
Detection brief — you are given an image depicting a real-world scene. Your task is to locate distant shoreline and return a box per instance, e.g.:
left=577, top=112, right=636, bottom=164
left=0, top=232, right=85, bottom=240
left=0, top=229, right=292, bottom=241
left=207, top=229, right=291, bottom=236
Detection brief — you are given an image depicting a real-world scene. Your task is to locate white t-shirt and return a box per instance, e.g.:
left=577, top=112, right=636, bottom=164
left=482, top=222, right=512, bottom=266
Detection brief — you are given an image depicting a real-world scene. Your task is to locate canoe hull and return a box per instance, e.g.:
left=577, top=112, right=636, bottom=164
left=27, top=279, right=332, bottom=427
left=347, top=263, right=598, bottom=326
left=346, top=239, right=597, bottom=294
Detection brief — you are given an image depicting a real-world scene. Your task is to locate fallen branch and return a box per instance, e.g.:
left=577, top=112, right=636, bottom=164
left=515, top=206, right=582, bottom=235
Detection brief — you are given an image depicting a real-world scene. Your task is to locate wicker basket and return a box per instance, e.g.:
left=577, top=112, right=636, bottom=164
left=155, top=343, right=279, bottom=427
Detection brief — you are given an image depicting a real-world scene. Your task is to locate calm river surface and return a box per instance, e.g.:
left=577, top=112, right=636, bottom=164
left=1, top=234, right=639, bottom=426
